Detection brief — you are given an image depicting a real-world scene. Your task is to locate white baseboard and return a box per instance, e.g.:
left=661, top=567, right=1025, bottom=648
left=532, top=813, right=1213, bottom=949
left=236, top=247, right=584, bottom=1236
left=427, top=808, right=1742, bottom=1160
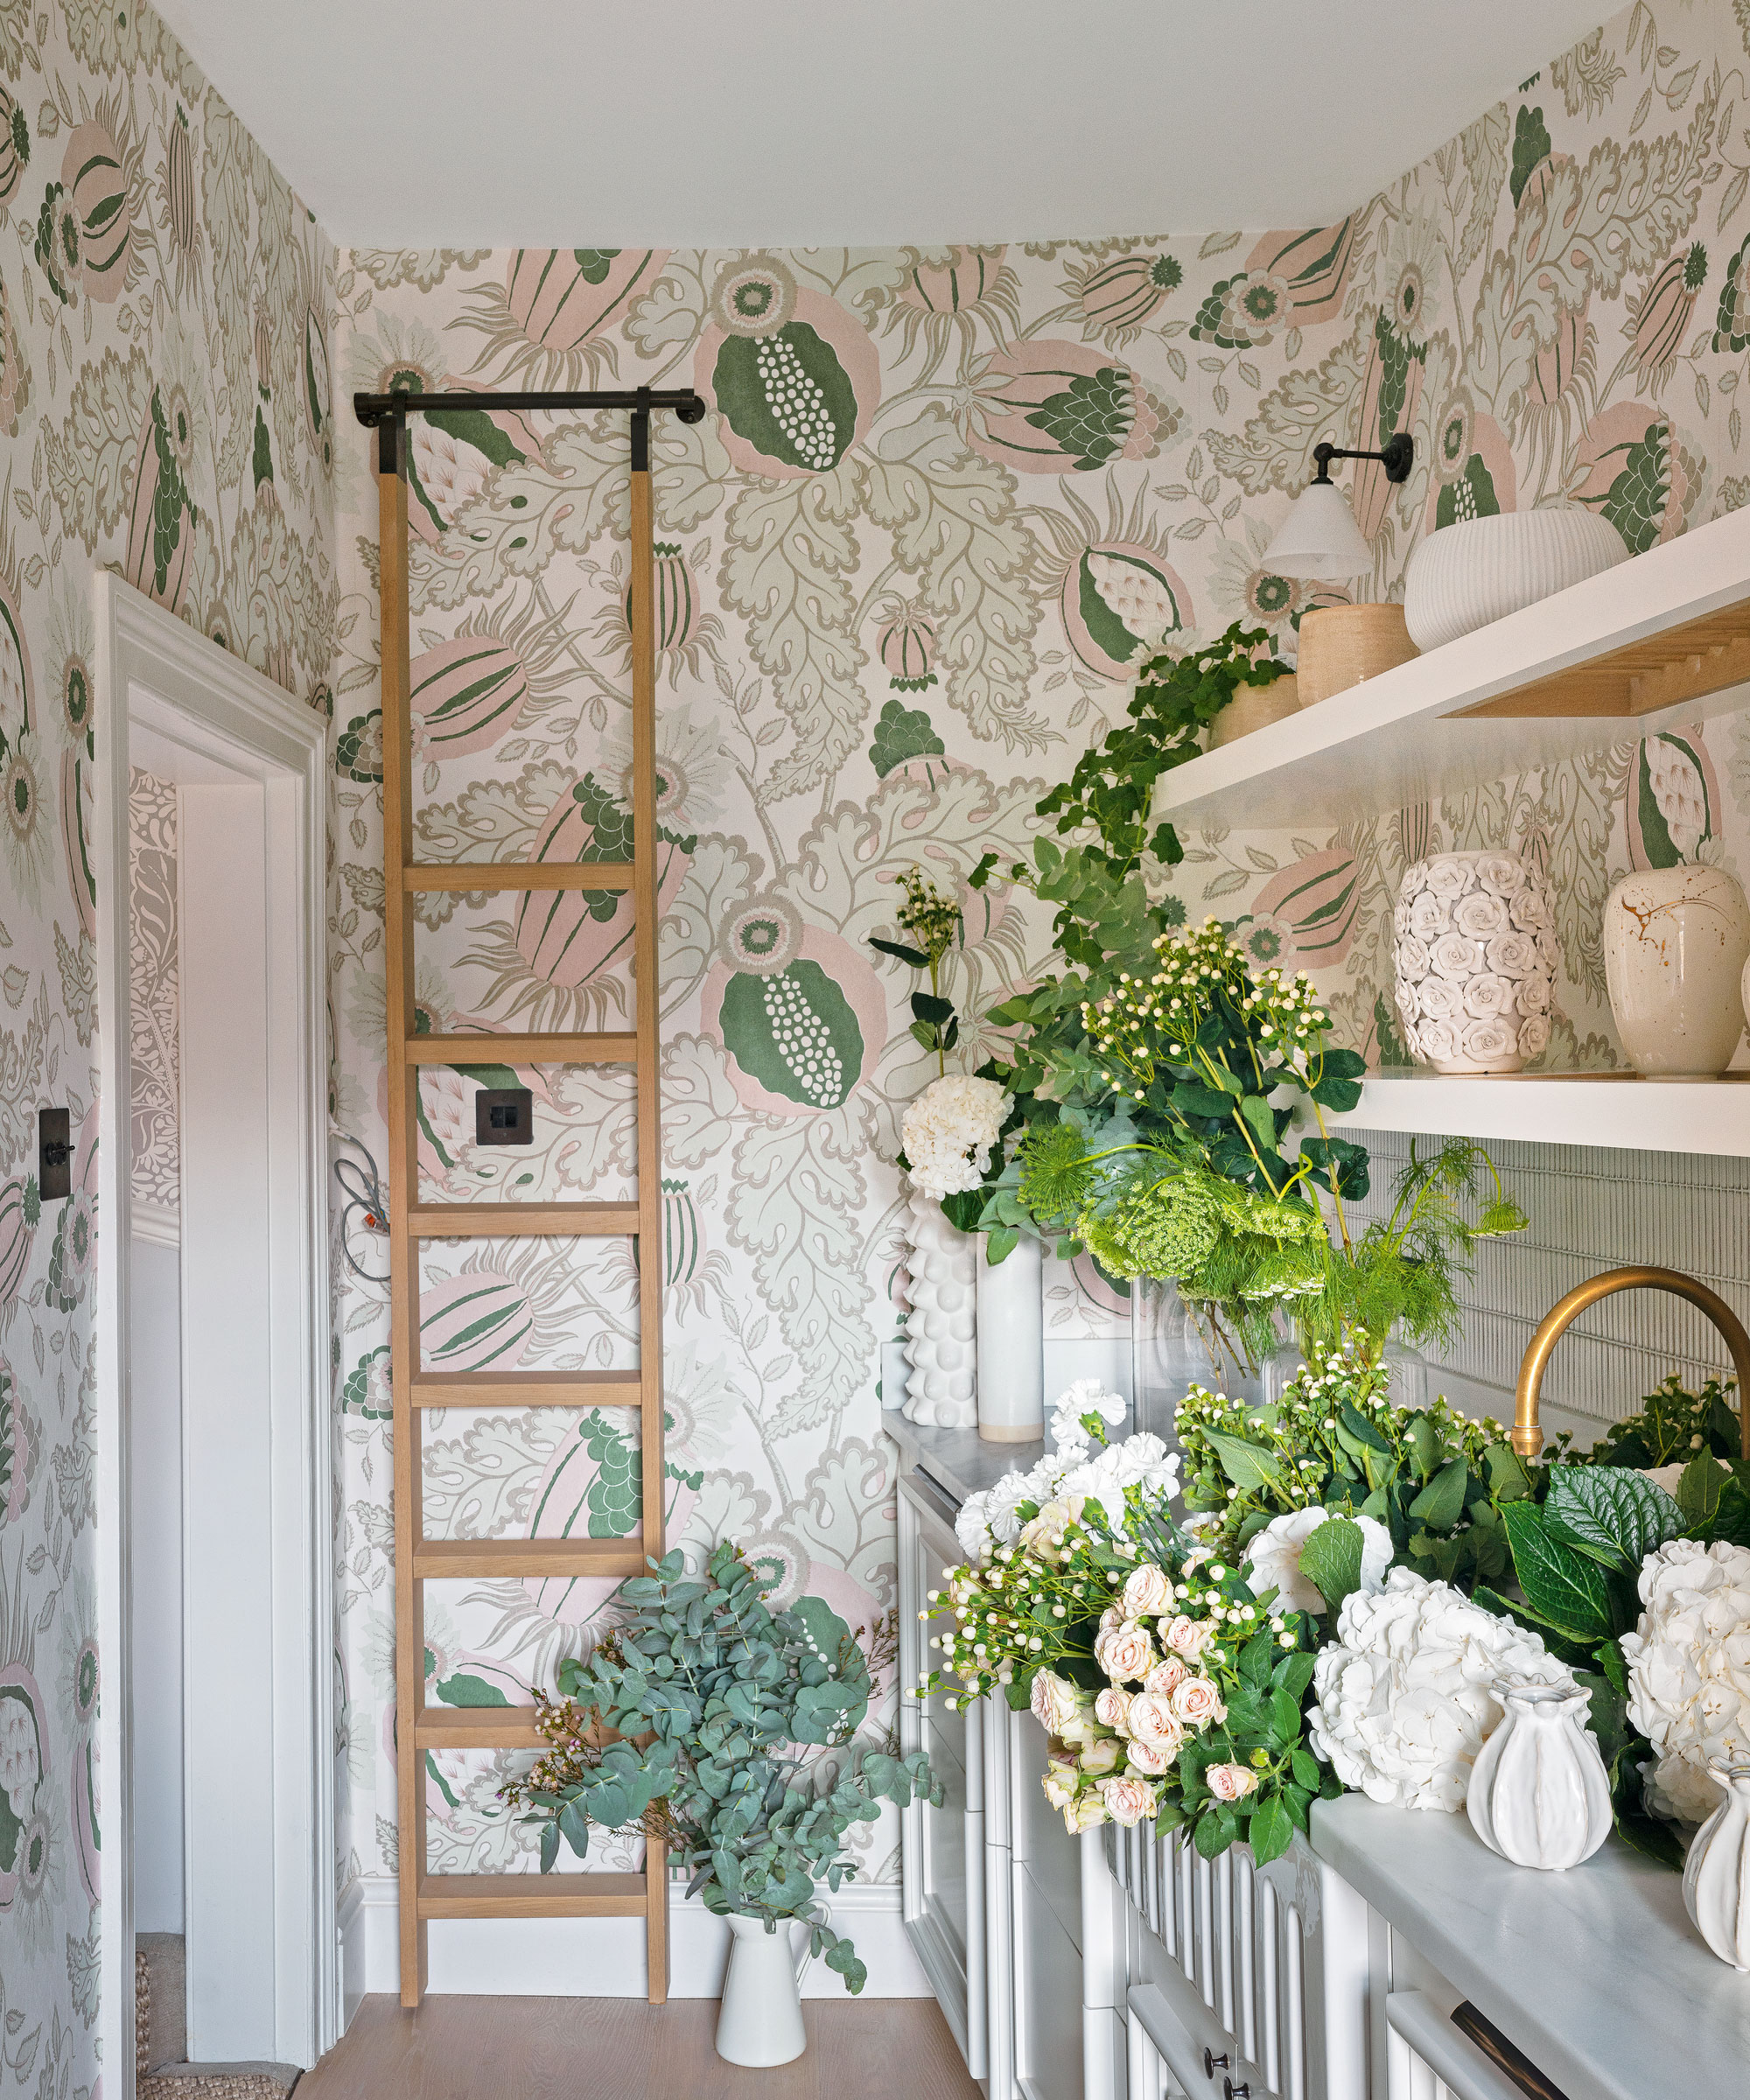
left=336, top=1875, right=928, bottom=2017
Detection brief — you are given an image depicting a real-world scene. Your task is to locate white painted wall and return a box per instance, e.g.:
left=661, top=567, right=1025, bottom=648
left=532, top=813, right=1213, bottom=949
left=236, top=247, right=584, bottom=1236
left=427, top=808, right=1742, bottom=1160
left=129, top=1236, right=184, bottom=1936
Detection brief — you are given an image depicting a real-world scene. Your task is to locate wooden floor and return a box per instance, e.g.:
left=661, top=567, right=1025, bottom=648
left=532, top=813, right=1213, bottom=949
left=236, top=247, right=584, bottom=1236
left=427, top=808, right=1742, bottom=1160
left=297, top=1995, right=982, bottom=2100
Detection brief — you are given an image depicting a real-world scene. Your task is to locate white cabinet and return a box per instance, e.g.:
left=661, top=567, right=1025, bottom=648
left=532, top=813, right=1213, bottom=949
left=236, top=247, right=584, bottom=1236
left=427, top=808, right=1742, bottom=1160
left=899, top=1472, right=986, bottom=2077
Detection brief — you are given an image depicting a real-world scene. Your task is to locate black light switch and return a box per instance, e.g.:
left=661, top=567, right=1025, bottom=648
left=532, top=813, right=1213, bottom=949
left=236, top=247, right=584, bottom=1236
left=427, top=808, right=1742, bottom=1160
left=475, top=1087, right=534, bottom=1147
left=38, top=1107, right=70, bottom=1200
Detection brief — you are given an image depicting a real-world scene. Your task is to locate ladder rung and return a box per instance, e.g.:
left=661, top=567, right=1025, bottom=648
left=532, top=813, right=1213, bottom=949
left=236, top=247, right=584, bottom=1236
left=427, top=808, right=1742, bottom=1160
left=417, top=1872, right=648, bottom=1920
left=412, top=1372, right=642, bottom=1410
left=403, top=863, right=634, bottom=894
left=415, top=1707, right=546, bottom=1751
left=412, top=1537, right=648, bottom=1579
left=407, top=1202, right=640, bottom=1239
left=407, top=1032, right=638, bottom=1066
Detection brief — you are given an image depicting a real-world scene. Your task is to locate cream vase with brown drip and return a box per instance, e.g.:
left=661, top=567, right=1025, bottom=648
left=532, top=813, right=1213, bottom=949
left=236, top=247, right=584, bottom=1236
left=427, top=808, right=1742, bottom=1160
left=1604, top=864, right=1750, bottom=1077
left=1293, top=604, right=1418, bottom=706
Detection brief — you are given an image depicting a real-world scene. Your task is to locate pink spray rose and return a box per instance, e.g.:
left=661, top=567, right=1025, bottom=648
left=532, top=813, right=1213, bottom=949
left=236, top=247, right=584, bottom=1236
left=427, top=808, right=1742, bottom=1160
left=1207, top=1762, right=1260, bottom=1802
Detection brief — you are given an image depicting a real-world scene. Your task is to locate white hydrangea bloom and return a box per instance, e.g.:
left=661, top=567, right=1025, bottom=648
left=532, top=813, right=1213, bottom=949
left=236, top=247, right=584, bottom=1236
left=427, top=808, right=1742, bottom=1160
left=1048, top=1379, right=1128, bottom=1446
left=900, top=1074, right=1011, bottom=1200
left=1620, top=1536, right=1750, bottom=1824
left=1307, top=1567, right=1578, bottom=1810
left=1243, top=1506, right=1393, bottom=1614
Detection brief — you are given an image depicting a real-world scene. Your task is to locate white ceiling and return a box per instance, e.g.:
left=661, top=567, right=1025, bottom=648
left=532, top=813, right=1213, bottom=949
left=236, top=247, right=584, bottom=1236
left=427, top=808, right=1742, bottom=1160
left=153, top=0, right=1614, bottom=248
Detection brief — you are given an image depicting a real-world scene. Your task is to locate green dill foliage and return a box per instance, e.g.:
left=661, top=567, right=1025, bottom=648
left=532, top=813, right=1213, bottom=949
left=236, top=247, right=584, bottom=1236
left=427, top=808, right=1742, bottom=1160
left=1175, top=1337, right=1536, bottom=1591
left=1306, top=1137, right=1529, bottom=1359
left=868, top=864, right=963, bottom=1074
left=1577, top=1373, right=1743, bottom=1468
left=503, top=1541, right=940, bottom=1993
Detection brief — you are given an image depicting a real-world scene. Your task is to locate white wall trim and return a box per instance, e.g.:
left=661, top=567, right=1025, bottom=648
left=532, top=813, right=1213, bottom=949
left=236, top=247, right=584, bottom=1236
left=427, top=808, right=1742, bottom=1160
left=94, top=571, right=334, bottom=2095
left=337, top=1875, right=928, bottom=2013
left=130, top=1196, right=180, bottom=1250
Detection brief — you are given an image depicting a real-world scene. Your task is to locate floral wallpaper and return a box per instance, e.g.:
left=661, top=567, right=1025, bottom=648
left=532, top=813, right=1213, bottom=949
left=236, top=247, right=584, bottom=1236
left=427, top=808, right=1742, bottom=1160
left=129, top=769, right=176, bottom=1223
left=0, top=1, right=337, bottom=2083
left=12, top=0, right=1750, bottom=2058
left=325, top=0, right=1750, bottom=1902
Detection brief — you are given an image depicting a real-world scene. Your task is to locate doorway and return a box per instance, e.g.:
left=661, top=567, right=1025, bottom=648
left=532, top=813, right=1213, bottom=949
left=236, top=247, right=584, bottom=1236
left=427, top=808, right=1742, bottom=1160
left=93, top=574, right=334, bottom=2094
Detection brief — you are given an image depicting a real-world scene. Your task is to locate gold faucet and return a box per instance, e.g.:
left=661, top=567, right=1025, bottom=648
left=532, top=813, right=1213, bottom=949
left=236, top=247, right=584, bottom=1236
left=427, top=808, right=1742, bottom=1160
left=1513, top=1265, right=1750, bottom=1460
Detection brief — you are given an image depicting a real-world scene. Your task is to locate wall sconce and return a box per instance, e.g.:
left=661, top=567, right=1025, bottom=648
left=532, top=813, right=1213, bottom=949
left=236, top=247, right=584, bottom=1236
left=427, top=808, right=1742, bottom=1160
left=1263, top=433, right=1415, bottom=581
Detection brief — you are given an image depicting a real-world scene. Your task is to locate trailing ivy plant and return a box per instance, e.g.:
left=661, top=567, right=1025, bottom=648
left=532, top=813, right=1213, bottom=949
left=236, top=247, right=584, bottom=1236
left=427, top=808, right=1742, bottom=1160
left=502, top=1541, right=940, bottom=1993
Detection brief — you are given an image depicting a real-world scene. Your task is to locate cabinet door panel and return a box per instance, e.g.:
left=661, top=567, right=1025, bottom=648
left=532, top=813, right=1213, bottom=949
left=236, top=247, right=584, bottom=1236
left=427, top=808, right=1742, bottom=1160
left=1014, top=1858, right=1084, bottom=2100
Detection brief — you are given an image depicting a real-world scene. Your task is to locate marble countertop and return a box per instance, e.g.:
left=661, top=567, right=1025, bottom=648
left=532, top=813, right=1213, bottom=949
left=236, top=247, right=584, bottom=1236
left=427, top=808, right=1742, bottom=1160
left=880, top=1408, right=1045, bottom=1508
left=1311, top=1794, right=1750, bottom=2100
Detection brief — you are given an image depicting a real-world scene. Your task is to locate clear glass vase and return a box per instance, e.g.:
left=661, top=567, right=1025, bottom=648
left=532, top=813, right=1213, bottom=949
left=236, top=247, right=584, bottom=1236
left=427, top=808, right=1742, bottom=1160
left=1130, top=1278, right=1266, bottom=1446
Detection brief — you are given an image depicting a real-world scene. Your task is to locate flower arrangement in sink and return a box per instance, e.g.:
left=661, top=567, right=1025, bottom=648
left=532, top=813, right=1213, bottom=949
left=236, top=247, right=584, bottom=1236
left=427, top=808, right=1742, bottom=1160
left=922, top=1347, right=1750, bottom=1914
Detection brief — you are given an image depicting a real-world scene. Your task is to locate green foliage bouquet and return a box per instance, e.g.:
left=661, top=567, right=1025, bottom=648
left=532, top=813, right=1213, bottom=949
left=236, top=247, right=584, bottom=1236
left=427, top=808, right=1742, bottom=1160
left=506, top=1542, right=941, bottom=1992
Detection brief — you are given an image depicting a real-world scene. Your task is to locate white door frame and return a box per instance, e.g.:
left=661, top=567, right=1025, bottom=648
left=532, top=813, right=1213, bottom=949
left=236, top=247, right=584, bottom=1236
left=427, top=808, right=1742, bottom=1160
left=93, top=572, right=334, bottom=2090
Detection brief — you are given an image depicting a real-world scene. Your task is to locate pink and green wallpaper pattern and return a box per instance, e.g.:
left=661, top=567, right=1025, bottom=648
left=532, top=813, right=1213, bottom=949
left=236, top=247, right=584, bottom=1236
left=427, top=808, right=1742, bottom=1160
left=326, top=0, right=1750, bottom=1895
left=0, top=1, right=336, bottom=2079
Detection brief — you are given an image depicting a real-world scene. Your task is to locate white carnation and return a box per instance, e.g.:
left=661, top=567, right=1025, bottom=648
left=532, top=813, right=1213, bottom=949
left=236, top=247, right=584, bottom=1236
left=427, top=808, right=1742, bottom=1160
left=1307, top=1567, right=1578, bottom=1811
left=1620, top=1536, right=1750, bottom=1824
left=901, top=1074, right=1011, bottom=1200
left=1243, top=1507, right=1393, bottom=1614
left=1048, top=1379, right=1128, bottom=1446
left=955, top=1490, right=996, bottom=1562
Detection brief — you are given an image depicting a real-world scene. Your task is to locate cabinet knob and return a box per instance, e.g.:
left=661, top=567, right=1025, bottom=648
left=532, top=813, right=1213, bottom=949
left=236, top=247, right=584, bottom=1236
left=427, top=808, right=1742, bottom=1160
left=1223, top=2081, right=1250, bottom=2100
left=1203, top=2052, right=1228, bottom=2078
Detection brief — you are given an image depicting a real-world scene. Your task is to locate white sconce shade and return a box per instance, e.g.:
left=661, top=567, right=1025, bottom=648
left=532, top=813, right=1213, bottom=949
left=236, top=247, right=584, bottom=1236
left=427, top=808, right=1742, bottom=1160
left=1262, top=480, right=1374, bottom=580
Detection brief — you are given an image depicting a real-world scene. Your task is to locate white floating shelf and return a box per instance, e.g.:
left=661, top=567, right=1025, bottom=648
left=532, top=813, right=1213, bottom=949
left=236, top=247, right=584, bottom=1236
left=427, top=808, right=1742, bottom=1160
left=1326, top=1072, right=1750, bottom=1158
left=1156, top=504, right=1750, bottom=829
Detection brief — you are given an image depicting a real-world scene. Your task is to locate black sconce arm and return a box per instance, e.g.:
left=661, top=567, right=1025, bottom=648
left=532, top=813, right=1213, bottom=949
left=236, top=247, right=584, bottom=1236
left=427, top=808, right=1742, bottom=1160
left=1312, top=432, right=1414, bottom=485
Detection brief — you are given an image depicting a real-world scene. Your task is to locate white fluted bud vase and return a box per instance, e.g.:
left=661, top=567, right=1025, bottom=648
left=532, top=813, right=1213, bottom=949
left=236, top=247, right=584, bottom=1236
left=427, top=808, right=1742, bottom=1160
left=1466, top=1678, right=1611, bottom=1871
left=901, top=1190, right=977, bottom=1428
left=1684, top=1760, right=1750, bottom=1969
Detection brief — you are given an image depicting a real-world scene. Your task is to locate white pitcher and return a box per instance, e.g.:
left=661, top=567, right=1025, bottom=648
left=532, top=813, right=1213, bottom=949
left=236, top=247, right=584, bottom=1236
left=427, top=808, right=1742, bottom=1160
left=714, top=1909, right=816, bottom=2067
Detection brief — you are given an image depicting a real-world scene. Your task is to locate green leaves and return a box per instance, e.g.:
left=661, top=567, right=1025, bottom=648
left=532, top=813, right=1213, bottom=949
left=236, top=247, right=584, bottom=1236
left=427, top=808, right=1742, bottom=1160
left=1297, top=1517, right=1366, bottom=1614
left=1500, top=1502, right=1616, bottom=1642
left=867, top=935, right=929, bottom=969
left=1678, top=1452, right=1727, bottom=1528
left=1203, top=1428, right=1288, bottom=1496
left=1407, top=1456, right=1470, bottom=1534
left=1248, top=1793, right=1294, bottom=1866
left=1544, top=1464, right=1683, bottom=1573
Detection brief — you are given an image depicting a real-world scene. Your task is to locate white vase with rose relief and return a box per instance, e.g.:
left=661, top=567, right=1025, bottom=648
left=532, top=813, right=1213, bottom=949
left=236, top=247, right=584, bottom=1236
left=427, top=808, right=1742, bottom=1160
left=1393, top=850, right=1558, bottom=1074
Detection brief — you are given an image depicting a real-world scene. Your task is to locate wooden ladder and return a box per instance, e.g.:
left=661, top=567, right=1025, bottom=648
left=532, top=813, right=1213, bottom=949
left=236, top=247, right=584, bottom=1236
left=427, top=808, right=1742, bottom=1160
left=368, top=386, right=703, bottom=2006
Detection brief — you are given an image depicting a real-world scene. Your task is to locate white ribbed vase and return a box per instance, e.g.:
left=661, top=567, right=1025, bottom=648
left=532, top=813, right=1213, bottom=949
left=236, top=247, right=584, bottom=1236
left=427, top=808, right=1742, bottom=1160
left=1684, top=1761, right=1750, bottom=1970
left=901, top=1191, right=977, bottom=1428
left=1403, top=506, right=1629, bottom=653
left=1466, top=1679, right=1611, bottom=1872
left=1394, top=850, right=1558, bottom=1074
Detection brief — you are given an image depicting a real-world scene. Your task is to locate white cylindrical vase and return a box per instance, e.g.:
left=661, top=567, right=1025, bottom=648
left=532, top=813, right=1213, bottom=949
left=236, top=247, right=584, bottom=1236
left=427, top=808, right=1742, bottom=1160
left=976, top=1234, right=1043, bottom=1442
left=1605, top=864, right=1750, bottom=1077
left=1393, top=849, right=1558, bottom=1074
left=1684, top=1761, right=1750, bottom=1970
left=1466, top=1678, right=1611, bottom=1872
left=901, top=1190, right=977, bottom=1429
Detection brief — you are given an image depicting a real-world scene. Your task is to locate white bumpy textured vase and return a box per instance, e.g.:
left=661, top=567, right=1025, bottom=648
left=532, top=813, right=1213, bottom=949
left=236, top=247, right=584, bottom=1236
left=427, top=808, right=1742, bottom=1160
left=1605, top=864, right=1750, bottom=1076
left=976, top=1233, right=1043, bottom=1442
left=716, top=1912, right=814, bottom=2066
left=1466, top=1679, right=1611, bottom=1872
left=1684, top=1761, right=1750, bottom=1970
left=1394, top=850, right=1558, bottom=1074
left=901, top=1190, right=977, bottom=1428
left=1403, top=506, right=1629, bottom=653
